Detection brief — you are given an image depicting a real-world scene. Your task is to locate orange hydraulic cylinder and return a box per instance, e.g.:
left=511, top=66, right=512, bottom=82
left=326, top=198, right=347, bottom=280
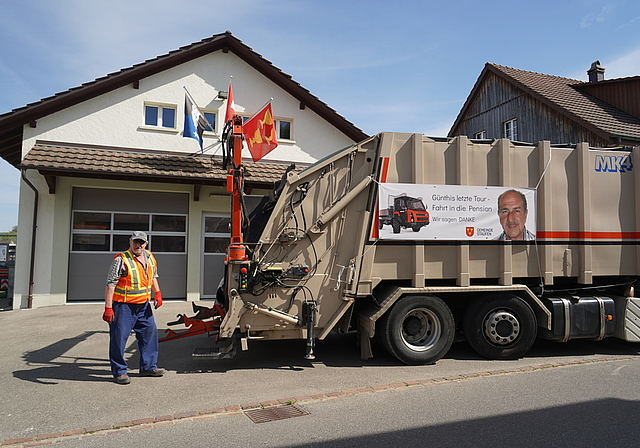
left=227, top=117, right=247, bottom=261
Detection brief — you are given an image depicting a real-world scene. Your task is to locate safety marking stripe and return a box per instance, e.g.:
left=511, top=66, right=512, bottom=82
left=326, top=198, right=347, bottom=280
left=537, top=231, right=640, bottom=239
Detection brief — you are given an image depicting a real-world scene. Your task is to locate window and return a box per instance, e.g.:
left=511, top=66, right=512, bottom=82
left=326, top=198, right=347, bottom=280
left=204, top=216, right=231, bottom=254
left=73, top=212, right=111, bottom=230
left=144, top=103, right=177, bottom=129
left=203, top=112, right=216, bottom=132
left=114, top=213, right=148, bottom=231
left=72, top=234, right=110, bottom=252
left=240, top=116, right=293, bottom=140
left=202, top=214, right=231, bottom=298
left=276, top=119, right=292, bottom=140
left=503, top=118, right=518, bottom=141
left=474, top=130, right=487, bottom=139
left=204, top=216, right=231, bottom=234
left=71, top=211, right=187, bottom=253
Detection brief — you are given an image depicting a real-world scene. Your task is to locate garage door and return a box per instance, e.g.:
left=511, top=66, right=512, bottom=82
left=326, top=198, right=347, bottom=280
left=67, top=187, right=188, bottom=301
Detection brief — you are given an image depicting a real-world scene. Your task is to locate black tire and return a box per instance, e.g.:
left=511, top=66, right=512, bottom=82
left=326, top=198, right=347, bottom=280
left=391, top=218, right=401, bottom=234
left=463, top=295, right=537, bottom=360
left=379, top=219, right=384, bottom=230
left=378, top=295, right=455, bottom=365
left=412, top=225, right=421, bottom=232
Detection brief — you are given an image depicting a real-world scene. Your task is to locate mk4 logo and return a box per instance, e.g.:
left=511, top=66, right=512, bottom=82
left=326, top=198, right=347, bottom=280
left=594, top=154, right=633, bottom=173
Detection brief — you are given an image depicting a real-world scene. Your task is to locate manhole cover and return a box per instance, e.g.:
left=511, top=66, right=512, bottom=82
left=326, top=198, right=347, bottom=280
left=244, top=404, right=309, bottom=423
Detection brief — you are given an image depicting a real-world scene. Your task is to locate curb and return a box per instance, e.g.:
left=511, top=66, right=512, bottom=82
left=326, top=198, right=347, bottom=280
left=1, top=355, right=635, bottom=447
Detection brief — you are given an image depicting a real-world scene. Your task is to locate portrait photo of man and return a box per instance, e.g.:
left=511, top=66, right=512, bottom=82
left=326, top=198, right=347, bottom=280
left=494, top=189, right=535, bottom=241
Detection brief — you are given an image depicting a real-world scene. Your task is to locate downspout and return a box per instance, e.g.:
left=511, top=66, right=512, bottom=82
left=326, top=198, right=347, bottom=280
left=20, top=169, right=38, bottom=309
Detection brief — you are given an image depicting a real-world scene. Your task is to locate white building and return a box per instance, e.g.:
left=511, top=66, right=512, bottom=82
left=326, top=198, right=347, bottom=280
left=0, top=32, right=367, bottom=308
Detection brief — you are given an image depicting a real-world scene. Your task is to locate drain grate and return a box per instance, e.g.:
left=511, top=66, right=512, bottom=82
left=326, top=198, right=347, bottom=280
left=244, top=404, right=309, bottom=423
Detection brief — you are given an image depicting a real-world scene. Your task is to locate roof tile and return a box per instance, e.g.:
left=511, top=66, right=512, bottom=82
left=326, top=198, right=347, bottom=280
left=488, top=63, right=640, bottom=139
left=21, top=142, right=302, bottom=187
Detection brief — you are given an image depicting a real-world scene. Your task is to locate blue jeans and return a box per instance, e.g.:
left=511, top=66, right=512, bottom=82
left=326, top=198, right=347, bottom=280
left=109, top=301, right=159, bottom=377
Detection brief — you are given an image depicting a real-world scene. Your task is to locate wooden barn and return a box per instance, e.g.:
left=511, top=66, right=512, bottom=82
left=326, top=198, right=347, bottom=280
left=449, top=61, right=640, bottom=147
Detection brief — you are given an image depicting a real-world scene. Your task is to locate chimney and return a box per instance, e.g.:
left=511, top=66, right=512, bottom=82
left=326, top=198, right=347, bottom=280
left=587, top=60, right=605, bottom=83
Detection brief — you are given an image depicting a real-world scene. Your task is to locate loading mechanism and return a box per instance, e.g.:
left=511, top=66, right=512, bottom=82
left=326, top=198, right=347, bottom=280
left=158, top=113, right=317, bottom=359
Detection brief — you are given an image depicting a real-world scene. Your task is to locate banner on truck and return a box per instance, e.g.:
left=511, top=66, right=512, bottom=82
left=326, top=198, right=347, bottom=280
left=378, top=183, right=536, bottom=241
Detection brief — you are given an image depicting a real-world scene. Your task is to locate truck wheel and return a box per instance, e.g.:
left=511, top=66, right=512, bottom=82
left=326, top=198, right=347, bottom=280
left=379, top=219, right=384, bottom=229
left=378, top=295, right=454, bottom=365
left=463, top=296, right=537, bottom=359
left=412, top=225, right=421, bottom=232
left=391, top=218, right=401, bottom=234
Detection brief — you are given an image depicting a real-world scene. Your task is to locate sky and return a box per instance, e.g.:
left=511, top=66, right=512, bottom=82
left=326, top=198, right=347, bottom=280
left=1, top=0, right=639, bottom=232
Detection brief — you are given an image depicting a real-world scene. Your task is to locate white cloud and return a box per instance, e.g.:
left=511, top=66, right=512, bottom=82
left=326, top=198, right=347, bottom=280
left=606, top=47, right=640, bottom=78
left=567, top=45, right=640, bottom=81
left=580, top=4, right=614, bottom=28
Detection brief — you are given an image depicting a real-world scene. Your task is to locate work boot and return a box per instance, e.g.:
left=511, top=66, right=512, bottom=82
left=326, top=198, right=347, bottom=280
left=115, top=374, right=131, bottom=385
left=140, top=368, right=166, bottom=377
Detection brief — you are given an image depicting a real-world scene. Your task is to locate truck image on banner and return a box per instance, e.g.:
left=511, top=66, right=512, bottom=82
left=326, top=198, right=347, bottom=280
left=378, top=183, right=536, bottom=241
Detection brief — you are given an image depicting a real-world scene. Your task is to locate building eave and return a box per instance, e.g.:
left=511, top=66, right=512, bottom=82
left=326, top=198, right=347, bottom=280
left=0, top=32, right=368, bottom=169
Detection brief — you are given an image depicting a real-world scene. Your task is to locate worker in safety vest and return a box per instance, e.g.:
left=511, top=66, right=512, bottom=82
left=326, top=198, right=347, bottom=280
left=102, top=231, right=165, bottom=385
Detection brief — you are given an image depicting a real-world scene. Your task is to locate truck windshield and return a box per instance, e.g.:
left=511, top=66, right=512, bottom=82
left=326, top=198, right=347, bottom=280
left=408, top=199, right=426, bottom=211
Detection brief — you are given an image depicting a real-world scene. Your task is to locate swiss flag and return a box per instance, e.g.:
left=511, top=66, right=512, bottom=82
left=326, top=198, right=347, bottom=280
left=224, top=81, right=235, bottom=123
left=243, top=102, right=278, bottom=162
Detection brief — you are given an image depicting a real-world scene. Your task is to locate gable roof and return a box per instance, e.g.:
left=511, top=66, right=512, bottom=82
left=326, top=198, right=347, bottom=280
left=0, top=31, right=368, bottom=168
left=449, top=63, right=640, bottom=142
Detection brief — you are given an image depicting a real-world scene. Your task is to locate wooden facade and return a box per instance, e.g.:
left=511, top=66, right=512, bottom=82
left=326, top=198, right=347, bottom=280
left=450, top=63, right=640, bottom=148
left=454, top=73, right=610, bottom=147
left=578, top=77, right=640, bottom=121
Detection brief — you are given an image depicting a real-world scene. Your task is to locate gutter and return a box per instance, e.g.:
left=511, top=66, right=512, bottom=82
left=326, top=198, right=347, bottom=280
left=20, top=169, right=38, bottom=309
left=609, top=134, right=640, bottom=143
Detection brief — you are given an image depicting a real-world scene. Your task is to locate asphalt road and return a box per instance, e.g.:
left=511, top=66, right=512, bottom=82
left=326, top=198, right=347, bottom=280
left=2, top=302, right=640, bottom=446
left=35, top=357, right=640, bottom=447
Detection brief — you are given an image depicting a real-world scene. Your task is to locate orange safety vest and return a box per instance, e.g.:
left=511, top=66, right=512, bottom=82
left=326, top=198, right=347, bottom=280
left=112, top=250, right=157, bottom=304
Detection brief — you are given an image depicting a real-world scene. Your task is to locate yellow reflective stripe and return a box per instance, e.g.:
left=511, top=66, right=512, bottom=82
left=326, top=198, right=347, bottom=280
left=147, top=251, right=157, bottom=278
left=114, top=287, right=151, bottom=296
left=122, top=251, right=140, bottom=287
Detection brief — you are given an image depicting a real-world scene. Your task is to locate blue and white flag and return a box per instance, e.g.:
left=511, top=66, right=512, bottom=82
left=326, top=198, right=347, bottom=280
left=183, top=94, right=208, bottom=150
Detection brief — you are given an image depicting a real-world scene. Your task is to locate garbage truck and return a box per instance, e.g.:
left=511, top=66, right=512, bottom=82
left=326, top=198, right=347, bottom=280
left=162, top=125, right=640, bottom=365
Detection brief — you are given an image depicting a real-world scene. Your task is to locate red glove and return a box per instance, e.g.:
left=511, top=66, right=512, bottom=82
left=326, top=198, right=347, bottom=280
left=102, top=307, right=114, bottom=323
left=154, top=291, right=163, bottom=309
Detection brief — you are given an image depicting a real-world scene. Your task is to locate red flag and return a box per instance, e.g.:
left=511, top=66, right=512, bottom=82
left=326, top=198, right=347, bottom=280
left=224, top=81, right=235, bottom=123
left=243, top=102, right=278, bottom=162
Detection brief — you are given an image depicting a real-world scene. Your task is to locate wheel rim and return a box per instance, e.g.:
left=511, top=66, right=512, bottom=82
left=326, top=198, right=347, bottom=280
left=400, top=307, right=441, bottom=351
left=483, top=309, right=520, bottom=345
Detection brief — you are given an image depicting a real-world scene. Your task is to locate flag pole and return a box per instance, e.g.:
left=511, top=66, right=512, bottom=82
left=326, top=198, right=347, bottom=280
left=245, top=97, right=274, bottom=121
left=224, top=76, right=235, bottom=125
